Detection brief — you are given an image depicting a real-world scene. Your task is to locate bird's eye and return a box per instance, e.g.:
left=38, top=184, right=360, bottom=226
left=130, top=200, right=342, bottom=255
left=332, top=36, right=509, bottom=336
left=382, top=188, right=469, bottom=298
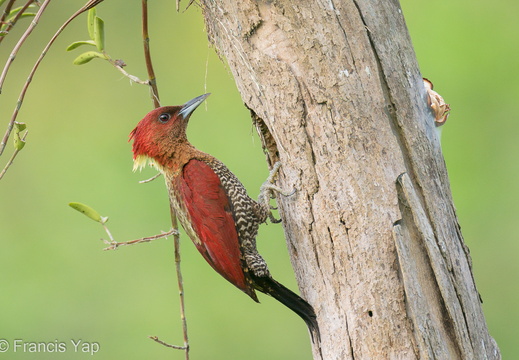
left=158, top=113, right=171, bottom=123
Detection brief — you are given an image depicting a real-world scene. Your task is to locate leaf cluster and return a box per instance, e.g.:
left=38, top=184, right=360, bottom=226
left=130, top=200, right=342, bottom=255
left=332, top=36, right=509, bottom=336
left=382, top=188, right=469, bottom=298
left=66, top=8, right=107, bottom=65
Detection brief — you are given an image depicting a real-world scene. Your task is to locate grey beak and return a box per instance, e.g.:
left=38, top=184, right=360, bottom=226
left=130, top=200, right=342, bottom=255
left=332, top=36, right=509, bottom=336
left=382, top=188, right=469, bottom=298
left=179, top=93, right=211, bottom=119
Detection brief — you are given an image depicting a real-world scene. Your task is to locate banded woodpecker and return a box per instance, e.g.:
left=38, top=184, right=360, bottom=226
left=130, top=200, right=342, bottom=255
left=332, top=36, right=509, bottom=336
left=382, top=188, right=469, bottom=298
left=130, top=94, right=319, bottom=342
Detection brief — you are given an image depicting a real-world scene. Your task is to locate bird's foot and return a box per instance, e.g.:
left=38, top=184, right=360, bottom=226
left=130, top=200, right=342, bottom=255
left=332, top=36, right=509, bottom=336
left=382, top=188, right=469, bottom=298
left=262, top=162, right=296, bottom=196
left=258, top=162, right=296, bottom=223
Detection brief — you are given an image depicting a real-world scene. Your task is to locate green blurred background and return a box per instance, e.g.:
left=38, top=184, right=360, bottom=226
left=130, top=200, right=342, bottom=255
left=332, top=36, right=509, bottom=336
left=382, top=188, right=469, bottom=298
left=0, top=1, right=516, bottom=359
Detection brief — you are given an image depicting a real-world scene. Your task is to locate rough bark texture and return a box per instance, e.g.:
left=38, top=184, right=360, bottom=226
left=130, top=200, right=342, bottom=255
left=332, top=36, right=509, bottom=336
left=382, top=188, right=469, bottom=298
left=199, top=1, right=500, bottom=359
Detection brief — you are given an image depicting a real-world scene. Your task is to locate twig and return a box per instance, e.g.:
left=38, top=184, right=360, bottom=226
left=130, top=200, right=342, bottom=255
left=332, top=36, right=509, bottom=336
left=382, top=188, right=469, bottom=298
left=0, top=130, right=27, bottom=180
left=0, top=0, right=50, bottom=94
left=184, top=0, right=196, bottom=12
left=107, top=58, right=150, bottom=85
left=102, top=229, right=178, bottom=251
left=148, top=336, right=187, bottom=351
left=168, top=207, right=190, bottom=359
left=138, top=172, right=161, bottom=183
left=0, top=0, right=35, bottom=44
left=140, top=2, right=189, bottom=357
left=101, top=221, right=114, bottom=242
left=141, top=0, right=159, bottom=108
left=0, top=0, right=106, bottom=159
left=0, top=0, right=16, bottom=25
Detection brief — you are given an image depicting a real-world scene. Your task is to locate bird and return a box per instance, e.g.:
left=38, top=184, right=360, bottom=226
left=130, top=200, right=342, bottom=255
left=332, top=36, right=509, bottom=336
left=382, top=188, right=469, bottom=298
left=129, top=93, right=319, bottom=342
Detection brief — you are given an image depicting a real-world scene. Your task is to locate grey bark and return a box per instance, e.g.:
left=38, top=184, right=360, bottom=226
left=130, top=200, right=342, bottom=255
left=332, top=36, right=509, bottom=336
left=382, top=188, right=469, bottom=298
left=199, top=1, right=501, bottom=359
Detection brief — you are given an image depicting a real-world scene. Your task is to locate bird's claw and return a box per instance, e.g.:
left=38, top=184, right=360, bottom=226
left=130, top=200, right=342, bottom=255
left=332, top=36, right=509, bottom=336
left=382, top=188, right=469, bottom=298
left=257, top=162, right=296, bottom=224
left=262, top=183, right=296, bottom=197
left=269, top=213, right=282, bottom=224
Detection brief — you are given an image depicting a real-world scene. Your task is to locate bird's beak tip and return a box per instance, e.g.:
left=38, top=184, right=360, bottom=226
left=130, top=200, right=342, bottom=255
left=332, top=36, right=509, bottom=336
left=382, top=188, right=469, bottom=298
left=179, top=93, right=211, bottom=119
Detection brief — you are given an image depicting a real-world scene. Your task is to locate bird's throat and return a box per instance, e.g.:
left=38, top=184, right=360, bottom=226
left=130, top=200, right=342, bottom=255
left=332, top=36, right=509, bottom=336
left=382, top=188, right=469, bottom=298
left=132, top=154, right=166, bottom=174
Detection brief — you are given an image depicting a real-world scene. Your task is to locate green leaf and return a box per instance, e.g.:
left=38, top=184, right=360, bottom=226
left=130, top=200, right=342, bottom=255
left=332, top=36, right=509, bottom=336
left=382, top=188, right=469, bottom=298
left=66, top=40, right=96, bottom=51
left=87, top=8, right=97, bottom=40
left=72, top=51, right=107, bottom=65
left=18, top=13, right=36, bottom=19
left=13, top=122, right=27, bottom=150
left=14, top=122, right=26, bottom=132
left=4, top=4, right=37, bottom=24
left=69, top=202, right=108, bottom=224
left=94, top=16, right=105, bottom=51
left=7, top=6, right=24, bottom=18
left=13, top=132, right=25, bottom=150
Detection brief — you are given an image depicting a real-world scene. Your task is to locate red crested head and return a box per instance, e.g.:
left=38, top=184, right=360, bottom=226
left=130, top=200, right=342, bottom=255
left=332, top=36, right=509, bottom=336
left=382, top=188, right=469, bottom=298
left=129, top=93, right=210, bottom=171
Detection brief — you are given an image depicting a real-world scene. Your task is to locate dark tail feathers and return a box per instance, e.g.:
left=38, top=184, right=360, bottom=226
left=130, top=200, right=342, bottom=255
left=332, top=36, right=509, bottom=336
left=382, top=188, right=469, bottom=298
left=252, top=274, right=320, bottom=343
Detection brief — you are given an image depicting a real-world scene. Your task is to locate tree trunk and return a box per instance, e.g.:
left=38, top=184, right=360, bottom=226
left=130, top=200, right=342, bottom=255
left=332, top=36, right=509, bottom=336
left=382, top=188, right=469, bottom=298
left=199, top=1, right=500, bottom=359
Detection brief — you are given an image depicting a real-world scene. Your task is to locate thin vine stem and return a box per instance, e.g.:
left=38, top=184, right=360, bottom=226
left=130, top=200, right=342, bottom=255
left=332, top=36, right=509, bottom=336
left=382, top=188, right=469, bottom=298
left=102, top=229, right=179, bottom=251
left=0, top=0, right=16, bottom=25
left=142, top=0, right=160, bottom=108
left=0, top=129, right=27, bottom=180
left=0, top=0, right=105, bottom=160
left=141, top=1, right=189, bottom=358
left=0, top=0, right=50, bottom=94
left=0, top=0, right=36, bottom=44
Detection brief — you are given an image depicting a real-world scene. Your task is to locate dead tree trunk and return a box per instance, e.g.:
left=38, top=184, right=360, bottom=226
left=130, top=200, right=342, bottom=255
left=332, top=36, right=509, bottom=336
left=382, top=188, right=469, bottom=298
left=199, top=1, right=500, bottom=359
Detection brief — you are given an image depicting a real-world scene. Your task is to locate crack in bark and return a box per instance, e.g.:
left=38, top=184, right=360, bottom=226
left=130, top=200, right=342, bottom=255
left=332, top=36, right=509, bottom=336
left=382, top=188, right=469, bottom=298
left=350, top=0, right=423, bottom=206
left=250, top=107, right=279, bottom=165
left=394, top=173, right=465, bottom=358
left=306, top=199, right=322, bottom=275
left=350, top=3, right=493, bottom=356
left=326, top=226, right=336, bottom=275
left=348, top=12, right=472, bottom=348
left=349, top=3, right=459, bottom=291
left=345, top=315, right=356, bottom=360
left=329, top=0, right=361, bottom=85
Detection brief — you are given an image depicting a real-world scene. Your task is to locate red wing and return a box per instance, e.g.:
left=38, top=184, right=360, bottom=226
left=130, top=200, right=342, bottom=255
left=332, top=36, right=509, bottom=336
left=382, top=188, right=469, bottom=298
left=178, top=159, right=253, bottom=297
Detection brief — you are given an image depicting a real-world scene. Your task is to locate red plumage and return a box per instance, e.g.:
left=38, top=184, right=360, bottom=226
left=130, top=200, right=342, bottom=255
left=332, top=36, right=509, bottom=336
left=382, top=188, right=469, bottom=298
left=178, top=159, right=250, bottom=295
